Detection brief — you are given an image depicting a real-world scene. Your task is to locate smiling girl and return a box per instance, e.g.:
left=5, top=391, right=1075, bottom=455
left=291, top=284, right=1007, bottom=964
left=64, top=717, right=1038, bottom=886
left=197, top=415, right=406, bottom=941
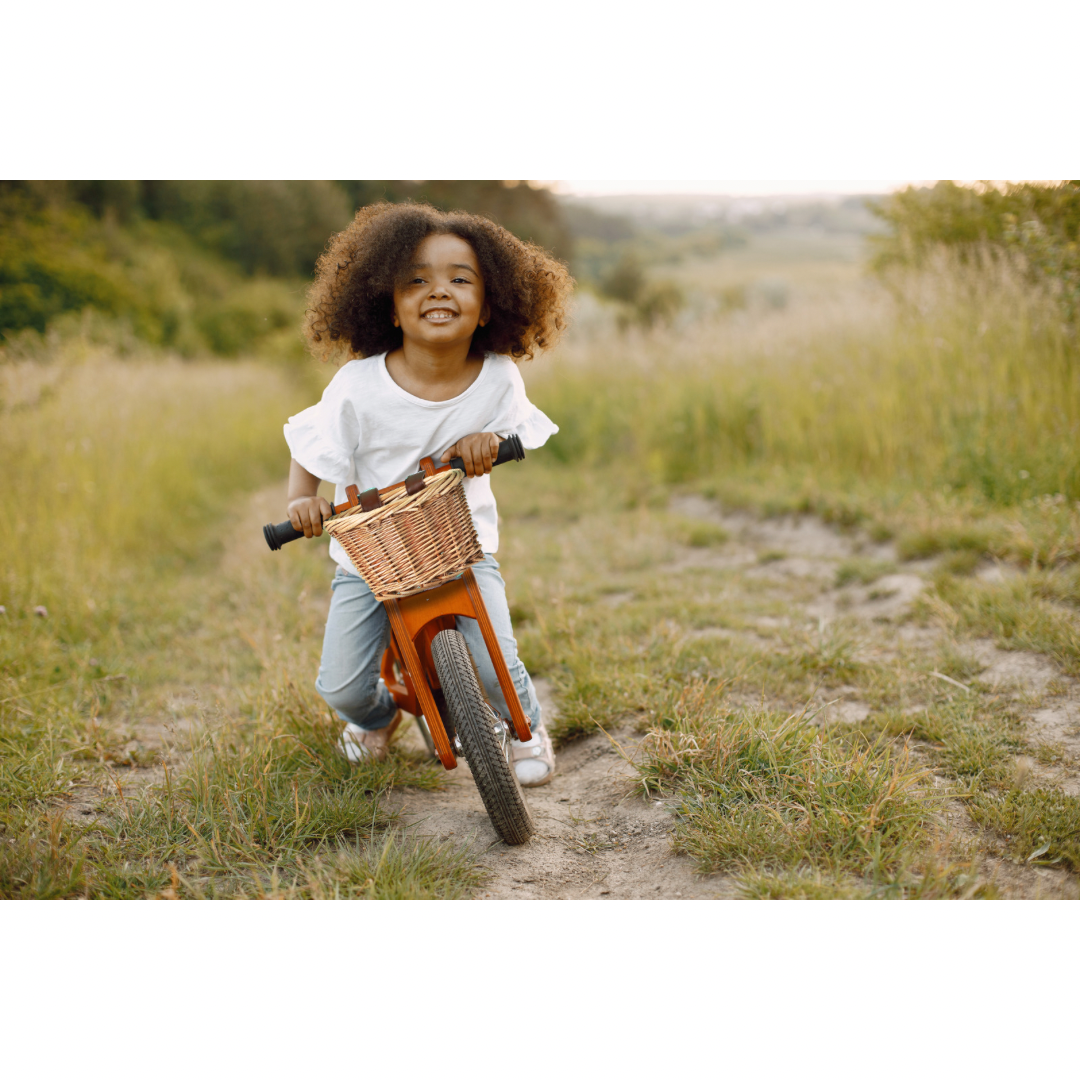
left=283, top=201, right=572, bottom=787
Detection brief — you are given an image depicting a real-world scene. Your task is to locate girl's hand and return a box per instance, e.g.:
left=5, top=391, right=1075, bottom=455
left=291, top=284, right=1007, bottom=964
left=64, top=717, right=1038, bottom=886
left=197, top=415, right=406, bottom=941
left=288, top=494, right=333, bottom=538
left=441, top=432, right=502, bottom=477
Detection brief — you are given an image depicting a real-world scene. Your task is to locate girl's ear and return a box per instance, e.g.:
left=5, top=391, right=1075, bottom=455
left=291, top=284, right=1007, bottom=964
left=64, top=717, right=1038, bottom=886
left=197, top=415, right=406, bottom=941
left=392, top=307, right=400, bottom=328
left=478, top=302, right=490, bottom=328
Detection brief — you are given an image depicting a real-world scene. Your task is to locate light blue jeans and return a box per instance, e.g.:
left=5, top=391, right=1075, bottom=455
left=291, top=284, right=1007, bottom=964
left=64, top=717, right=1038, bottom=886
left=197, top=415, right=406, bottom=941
left=315, top=554, right=543, bottom=733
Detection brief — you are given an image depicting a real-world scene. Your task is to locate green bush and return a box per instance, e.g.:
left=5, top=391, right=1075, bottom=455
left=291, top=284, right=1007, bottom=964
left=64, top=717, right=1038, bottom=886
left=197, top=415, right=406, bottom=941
left=0, top=190, right=308, bottom=358
left=870, top=181, right=1080, bottom=320
left=0, top=194, right=133, bottom=335
left=141, top=180, right=352, bottom=277
left=196, top=279, right=303, bottom=357
left=0, top=180, right=582, bottom=358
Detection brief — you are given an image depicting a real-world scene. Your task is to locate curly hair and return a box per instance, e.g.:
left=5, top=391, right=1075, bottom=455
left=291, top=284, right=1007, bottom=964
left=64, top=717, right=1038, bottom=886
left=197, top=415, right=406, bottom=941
left=305, top=201, right=574, bottom=362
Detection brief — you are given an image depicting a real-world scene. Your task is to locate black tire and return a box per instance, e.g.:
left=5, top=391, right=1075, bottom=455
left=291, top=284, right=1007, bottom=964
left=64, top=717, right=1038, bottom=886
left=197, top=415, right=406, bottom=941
left=431, top=629, right=535, bottom=845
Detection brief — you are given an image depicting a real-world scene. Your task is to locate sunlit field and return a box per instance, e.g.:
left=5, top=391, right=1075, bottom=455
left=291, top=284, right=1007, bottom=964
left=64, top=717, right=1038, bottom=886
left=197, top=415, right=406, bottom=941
left=3, top=220, right=1079, bottom=899
left=540, top=239, right=1077, bottom=504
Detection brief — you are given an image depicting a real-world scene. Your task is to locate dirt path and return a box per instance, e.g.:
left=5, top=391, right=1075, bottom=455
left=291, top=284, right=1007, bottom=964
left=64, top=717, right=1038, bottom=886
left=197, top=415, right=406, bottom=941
left=84, top=482, right=1079, bottom=899
left=388, top=682, right=738, bottom=899
left=388, top=493, right=1080, bottom=899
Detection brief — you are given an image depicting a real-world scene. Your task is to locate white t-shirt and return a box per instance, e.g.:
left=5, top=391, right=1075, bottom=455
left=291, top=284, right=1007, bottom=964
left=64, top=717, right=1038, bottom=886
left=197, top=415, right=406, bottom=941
left=283, top=352, right=558, bottom=571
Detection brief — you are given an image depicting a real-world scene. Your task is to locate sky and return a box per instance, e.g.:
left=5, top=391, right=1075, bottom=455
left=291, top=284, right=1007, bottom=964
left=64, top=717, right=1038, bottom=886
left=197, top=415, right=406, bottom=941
left=3, top=0, right=1077, bottom=196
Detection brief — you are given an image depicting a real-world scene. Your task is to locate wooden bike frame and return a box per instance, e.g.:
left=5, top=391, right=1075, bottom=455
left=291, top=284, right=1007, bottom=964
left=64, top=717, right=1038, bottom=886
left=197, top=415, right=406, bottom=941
left=379, top=568, right=532, bottom=770
left=342, top=454, right=532, bottom=771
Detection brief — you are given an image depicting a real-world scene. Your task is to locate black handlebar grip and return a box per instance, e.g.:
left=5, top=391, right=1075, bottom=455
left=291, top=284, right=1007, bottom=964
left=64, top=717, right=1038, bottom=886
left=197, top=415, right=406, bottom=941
left=497, top=433, right=526, bottom=465
left=448, top=433, right=525, bottom=473
left=263, top=520, right=306, bottom=551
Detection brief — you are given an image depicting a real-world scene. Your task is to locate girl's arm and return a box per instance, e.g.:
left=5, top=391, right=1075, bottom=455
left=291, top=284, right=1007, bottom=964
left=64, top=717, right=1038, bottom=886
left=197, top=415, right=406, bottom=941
left=287, top=459, right=333, bottom=538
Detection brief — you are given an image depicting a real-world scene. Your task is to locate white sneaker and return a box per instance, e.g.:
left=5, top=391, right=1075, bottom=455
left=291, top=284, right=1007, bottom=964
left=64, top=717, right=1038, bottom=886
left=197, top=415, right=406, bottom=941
left=510, top=723, right=556, bottom=787
left=337, top=712, right=402, bottom=764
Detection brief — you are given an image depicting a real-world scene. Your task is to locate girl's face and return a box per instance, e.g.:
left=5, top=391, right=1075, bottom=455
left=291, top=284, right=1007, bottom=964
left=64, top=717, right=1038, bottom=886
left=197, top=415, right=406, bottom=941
left=392, top=233, right=489, bottom=351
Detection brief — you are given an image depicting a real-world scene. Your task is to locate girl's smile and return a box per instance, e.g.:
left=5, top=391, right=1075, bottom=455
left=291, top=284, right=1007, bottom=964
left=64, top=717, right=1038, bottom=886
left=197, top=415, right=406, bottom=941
left=392, top=233, right=489, bottom=349
left=386, top=233, right=491, bottom=401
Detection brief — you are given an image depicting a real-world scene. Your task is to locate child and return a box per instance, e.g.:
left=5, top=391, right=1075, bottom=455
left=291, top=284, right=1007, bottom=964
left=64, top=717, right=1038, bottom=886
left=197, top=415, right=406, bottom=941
left=283, top=201, right=572, bottom=787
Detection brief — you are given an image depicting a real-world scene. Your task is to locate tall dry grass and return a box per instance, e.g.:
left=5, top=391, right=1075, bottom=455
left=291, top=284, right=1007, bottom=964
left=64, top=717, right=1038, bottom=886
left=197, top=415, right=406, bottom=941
left=532, top=258, right=1078, bottom=504
left=1, top=345, right=489, bottom=898
left=0, top=345, right=310, bottom=626
left=0, top=341, right=320, bottom=772
left=3, top=247, right=1078, bottom=899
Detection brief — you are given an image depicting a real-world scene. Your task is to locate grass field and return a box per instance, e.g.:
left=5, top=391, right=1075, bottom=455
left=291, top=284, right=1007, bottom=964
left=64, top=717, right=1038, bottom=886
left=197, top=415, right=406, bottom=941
left=0, top=347, right=480, bottom=898
left=3, top=228, right=1078, bottom=899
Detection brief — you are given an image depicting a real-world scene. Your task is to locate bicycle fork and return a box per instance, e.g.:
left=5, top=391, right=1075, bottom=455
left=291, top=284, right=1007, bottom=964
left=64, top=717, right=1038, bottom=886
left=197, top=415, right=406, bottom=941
left=378, top=567, right=532, bottom=770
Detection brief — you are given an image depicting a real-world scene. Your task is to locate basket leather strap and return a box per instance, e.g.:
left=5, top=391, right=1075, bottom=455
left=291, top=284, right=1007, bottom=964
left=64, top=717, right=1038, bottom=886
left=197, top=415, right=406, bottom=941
left=359, top=488, right=383, bottom=512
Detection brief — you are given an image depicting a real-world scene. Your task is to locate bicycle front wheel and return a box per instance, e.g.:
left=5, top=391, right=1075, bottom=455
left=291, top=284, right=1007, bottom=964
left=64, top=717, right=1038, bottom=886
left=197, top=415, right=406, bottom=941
left=431, top=629, right=535, bottom=846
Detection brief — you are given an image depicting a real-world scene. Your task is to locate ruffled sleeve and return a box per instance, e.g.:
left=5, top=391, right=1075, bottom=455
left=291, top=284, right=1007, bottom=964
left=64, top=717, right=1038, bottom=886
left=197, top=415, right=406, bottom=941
left=506, top=401, right=558, bottom=449
left=283, top=373, right=359, bottom=484
left=500, top=361, right=559, bottom=450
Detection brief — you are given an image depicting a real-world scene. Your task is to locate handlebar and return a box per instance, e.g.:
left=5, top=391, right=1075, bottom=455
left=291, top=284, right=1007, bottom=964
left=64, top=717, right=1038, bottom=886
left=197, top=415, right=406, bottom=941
left=263, top=434, right=525, bottom=551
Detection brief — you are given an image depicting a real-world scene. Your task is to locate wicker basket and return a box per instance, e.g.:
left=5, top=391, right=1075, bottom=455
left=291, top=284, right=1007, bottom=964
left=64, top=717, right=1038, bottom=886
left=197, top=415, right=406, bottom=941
left=324, top=470, right=483, bottom=601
